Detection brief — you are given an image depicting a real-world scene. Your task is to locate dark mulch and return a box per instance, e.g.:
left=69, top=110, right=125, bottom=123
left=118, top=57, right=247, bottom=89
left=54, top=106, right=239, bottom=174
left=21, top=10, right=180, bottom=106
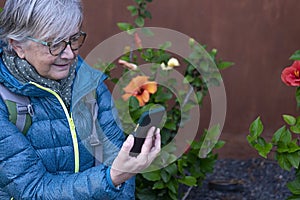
left=180, top=158, right=295, bottom=200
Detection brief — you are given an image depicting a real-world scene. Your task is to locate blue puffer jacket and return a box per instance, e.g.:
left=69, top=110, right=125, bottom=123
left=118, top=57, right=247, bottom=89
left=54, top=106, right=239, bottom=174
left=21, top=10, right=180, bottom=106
left=0, top=50, right=135, bottom=199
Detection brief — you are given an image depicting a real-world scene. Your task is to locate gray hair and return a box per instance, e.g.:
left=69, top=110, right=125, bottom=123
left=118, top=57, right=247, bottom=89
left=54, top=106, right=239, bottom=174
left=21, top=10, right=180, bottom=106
left=0, top=0, right=83, bottom=53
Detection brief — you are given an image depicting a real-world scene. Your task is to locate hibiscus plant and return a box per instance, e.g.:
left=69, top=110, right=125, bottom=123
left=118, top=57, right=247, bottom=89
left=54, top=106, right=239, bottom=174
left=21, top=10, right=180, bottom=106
left=247, top=50, right=300, bottom=199
left=95, top=0, right=233, bottom=199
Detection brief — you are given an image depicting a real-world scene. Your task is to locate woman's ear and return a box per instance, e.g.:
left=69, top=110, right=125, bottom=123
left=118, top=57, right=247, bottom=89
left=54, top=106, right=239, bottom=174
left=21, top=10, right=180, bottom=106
left=9, top=39, right=25, bottom=58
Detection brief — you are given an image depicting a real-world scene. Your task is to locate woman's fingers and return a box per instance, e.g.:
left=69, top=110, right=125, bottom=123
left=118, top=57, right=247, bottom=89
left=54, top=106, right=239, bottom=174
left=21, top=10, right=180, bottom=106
left=152, top=128, right=161, bottom=154
left=147, top=128, right=161, bottom=162
left=111, top=135, right=135, bottom=173
left=140, top=126, right=156, bottom=154
left=112, top=127, right=161, bottom=175
left=120, top=134, right=134, bottom=153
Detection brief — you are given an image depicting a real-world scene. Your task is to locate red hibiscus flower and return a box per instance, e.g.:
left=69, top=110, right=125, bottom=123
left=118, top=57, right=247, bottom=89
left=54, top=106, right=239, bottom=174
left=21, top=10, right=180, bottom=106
left=281, top=61, right=300, bottom=86
left=122, top=76, right=157, bottom=106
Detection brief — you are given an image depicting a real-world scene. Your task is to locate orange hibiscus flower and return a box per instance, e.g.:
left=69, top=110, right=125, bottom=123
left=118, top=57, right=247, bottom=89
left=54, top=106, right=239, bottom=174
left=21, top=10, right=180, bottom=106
left=122, top=76, right=157, bottom=106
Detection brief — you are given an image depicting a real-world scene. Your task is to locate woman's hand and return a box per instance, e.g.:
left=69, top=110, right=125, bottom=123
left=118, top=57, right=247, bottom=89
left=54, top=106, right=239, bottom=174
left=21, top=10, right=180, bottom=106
left=110, top=127, right=161, bottom=186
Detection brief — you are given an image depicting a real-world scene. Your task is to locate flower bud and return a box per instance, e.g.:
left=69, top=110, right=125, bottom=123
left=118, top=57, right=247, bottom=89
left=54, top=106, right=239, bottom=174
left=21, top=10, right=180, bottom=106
left=118, top=59, right=138, bottom=70
left=167, top=57, right=180, bottom=67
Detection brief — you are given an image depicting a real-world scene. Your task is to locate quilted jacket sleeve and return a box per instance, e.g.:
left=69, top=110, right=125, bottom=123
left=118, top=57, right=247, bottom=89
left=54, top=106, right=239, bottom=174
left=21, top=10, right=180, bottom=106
left=96, top=80, right=136, bottom=199
left=0, top=90, right=134, bottom=199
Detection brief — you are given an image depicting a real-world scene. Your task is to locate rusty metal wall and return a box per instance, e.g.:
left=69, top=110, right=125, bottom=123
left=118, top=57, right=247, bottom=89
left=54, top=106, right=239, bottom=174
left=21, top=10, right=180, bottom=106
left=81, top=0, right=300, bottom=159
left=2, top=0, right=300, bottom=158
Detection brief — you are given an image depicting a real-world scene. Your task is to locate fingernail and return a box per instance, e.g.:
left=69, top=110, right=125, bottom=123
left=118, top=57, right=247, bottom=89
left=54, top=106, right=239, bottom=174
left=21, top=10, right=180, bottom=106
left=127, top=134, right=134, bottom=142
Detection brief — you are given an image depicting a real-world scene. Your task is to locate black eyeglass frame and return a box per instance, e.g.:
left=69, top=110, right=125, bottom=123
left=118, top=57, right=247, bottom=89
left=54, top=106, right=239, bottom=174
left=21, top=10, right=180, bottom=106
left=27, top=31, right=87, bottom=56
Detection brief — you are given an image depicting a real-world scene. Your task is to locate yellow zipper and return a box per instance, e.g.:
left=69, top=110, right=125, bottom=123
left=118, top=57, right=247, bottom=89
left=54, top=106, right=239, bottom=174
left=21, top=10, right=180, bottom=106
left=29, top=82, right=79, bottom=173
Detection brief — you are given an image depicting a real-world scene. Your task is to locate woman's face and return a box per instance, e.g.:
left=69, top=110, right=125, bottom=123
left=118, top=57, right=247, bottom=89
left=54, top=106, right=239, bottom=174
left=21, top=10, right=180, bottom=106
left=13, top=31, right=79, bottom=80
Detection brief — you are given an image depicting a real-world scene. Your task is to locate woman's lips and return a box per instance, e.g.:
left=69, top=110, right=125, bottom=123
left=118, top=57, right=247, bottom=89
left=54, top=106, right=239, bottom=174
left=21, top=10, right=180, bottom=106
left=53, top=63, right=70, bottom=70
left=54, top=63, right=70, bottom=66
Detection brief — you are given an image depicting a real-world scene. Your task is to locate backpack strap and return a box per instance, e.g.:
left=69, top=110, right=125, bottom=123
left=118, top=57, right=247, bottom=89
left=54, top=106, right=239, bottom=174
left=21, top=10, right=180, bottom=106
left=85, top=90, right=103, bottom=165
left=0, top=83, right=33, bottom=134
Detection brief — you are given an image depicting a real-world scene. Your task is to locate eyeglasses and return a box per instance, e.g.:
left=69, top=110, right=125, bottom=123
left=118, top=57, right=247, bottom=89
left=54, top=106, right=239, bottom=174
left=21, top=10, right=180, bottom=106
left=27, top=31, right=87, bottom=56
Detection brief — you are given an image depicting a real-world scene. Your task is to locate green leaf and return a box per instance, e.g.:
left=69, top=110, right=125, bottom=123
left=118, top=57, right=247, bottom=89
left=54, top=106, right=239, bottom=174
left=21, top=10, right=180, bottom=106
left=160, top=150, right=172, bottom=165
left=287, top=178, right=300, bottom=195
left=163, top=143, right=177, bottom=154
left=253, top=138, right=272, bottom=158
left=214, top=140, right=225, bottom=149
left=164, top=163, right=177, bottom=176
left=196, top=91, right=204, bottom=104
left=287, top=195, right=300, bottom=200
left=135, top=16, right=145, bottom=27
left=154, top=53, right=171, bottom=63
left=191, top=77, right=203, bottom=88
left=199, top=125, right=220, bottom=158
left=178, top=176, right=197, bottom=186
left=290, top=124, right=300, bottom=134
left=168, top=190, right=178, bottom=200
left=142, top=170, right=161, bottom=181
left=159, top=41, right=172, bottom=50
left=144, top=10, right=152, bottom=19
left=127, top=28, right=136, bottom=35
left=217, top=61, right=234, bottom=70
left=154, top=89, right=173, bottom=102
left=281, top=129, right=292, bottom=145
left=296, top=87, right=300, bottom=109
left=152, top=181, right=165, bottom=189
left=200, top=60, right=209, bottom=72
left=177, top=159, right=185, bottom=174
left=129, top=96, right=140, bottom=111
left=167, top=154, right=178, bottom=164
left=287, top=151, right=300, bottom=169
left=277, top=141, right=290, bottom=153
left=283, top=114, right=297, bottom=126
left=249, top=117, right=264, bottom=138
left=117, top=22, right=134, bottom=31
left=287, top=140, right=300, bottom=153
left=164, top=121, right=177, bottom=131
left=141, top=27, right=154, bottom=36
left=276, top=153, right=293, bottom=171
left=166, top=179, right=177, bottom=194
left=247, top=135, right=256, bottom=146
left=290, top=50, right=300, bottom=61
left=205, top=124, right=221, bottom=141
left=185, top=75, right=194, bottom=83
left=272, top=126, right=286, bottom=143
left=142, top=49, right=154, bottom=60
left=161, top=170, right=171, bottom=183
left=127, top=5, right=138, bottom=16
left=136, top=189, right=157, bottom=200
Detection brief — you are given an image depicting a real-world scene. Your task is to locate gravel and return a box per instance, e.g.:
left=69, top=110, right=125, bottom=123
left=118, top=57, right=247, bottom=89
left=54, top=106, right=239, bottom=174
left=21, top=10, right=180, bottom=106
left=180, top=158, right=295, bottom=200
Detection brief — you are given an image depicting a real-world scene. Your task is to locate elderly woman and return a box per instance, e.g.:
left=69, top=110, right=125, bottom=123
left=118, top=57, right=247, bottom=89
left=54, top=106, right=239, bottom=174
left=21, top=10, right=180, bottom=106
left=0, top=0, right=161, bottom=199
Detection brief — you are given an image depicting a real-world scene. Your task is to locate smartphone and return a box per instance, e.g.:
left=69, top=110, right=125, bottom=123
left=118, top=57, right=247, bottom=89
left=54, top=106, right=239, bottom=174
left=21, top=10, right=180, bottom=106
left=129, top=106, right=165, bottom=156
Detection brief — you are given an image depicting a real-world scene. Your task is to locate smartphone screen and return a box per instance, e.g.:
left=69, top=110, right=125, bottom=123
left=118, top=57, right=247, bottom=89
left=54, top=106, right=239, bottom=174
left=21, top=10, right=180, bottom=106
left=129, top=106, right=165, bottom=156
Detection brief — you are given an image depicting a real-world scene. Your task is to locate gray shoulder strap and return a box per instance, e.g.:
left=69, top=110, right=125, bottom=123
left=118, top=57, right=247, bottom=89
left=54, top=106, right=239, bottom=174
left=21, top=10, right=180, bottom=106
left=0, top=83, right=30, bottom=104
left=0, top=83, right=33, bottom=132
left=85, top=91, right=103, bottom=165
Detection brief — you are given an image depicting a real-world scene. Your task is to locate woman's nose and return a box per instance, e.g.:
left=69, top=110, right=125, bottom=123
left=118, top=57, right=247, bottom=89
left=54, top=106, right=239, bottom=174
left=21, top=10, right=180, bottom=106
left=60, top=44, right=75, bottom=59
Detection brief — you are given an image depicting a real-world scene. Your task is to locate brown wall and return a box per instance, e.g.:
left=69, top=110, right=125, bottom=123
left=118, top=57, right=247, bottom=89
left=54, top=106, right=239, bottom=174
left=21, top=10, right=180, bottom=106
left=2, top=0, right=300, bottom=159
left=82, top=0, right=300, bottom=159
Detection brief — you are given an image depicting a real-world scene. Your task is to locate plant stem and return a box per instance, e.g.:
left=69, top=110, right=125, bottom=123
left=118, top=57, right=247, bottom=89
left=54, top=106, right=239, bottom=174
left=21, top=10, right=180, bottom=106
left=181, top=186, right=193, bottom=200
left=182, top=87, right=194, bottom=107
